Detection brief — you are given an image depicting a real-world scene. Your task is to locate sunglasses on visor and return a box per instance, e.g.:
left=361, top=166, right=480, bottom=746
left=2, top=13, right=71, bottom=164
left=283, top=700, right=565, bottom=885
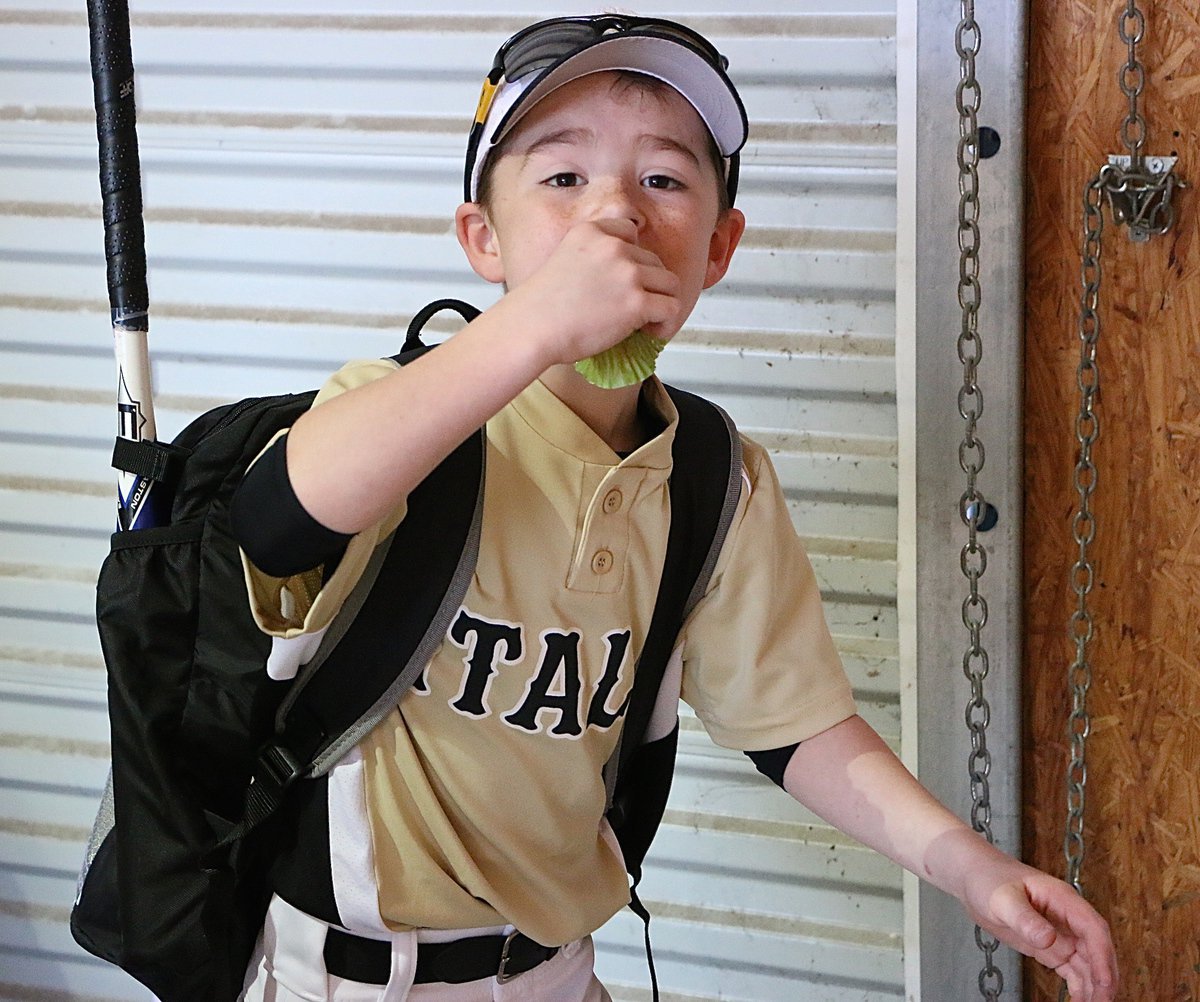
left=464, top=14, right=742, bottom=204
left=493, top=15, right=728, bottom=85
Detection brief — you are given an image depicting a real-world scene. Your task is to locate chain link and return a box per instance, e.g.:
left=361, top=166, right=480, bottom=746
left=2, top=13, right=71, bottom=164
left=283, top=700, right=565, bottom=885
left=955, top=3, right=1002, bottom=998
left=1117, top=1, right=1147, bottom=160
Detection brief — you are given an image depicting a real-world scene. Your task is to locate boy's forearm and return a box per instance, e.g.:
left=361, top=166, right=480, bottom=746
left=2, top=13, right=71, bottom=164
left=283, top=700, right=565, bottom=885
left=285, top=295, right=553, bottom=535
left=781, top=714, right=981, bottom=899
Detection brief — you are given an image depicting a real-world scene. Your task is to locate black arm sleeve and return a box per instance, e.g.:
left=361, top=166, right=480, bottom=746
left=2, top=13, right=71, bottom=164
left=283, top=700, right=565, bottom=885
left=229, top=433, right=352, bottom=578
left=744, top=742, right=801, bottom=789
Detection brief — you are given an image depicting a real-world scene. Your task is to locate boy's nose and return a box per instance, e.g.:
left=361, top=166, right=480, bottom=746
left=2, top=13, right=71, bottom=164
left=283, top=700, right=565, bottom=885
left=588, top=179, right=645, bottom=232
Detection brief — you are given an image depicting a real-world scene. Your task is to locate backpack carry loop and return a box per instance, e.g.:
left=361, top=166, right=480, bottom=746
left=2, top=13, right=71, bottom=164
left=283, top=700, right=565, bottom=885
left=403, top=298, right=481, bottom=351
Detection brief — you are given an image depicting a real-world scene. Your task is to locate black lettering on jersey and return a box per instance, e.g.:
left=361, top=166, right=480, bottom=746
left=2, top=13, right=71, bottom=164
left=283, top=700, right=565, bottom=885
left=447, top=610, right=523, bottom=718
left=410, top=664, right=431, bottom=694
left=503, top=631, right=584, bottom=737
left=586, top=629, right=632, bottom=729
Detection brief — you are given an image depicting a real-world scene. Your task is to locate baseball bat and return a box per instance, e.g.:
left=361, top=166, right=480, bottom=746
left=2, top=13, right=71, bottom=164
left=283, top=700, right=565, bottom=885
left=86, top=0, right=160, bottom=530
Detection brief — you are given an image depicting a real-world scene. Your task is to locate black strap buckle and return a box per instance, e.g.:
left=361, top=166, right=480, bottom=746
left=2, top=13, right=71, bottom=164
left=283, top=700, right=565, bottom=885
left=253, top=743, right=304, bottom=800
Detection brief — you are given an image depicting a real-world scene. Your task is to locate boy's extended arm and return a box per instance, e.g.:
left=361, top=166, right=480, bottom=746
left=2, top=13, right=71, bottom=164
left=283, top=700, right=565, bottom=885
left=781, top=715, right=1118, bottom=1001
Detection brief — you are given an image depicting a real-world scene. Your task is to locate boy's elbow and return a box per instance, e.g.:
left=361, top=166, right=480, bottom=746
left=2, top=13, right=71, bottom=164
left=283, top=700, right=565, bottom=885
left=231, top=434, right=352, bottom=577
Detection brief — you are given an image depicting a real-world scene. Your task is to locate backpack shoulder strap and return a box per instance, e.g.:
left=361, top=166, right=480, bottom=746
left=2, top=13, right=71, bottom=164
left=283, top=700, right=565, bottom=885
left=604, top=386, right=742, bottom=1002
left=234, top=300, right=484, bottom=837
left=617, top=385, right=743, bottom=773
left=603, top=385, right=742, bottom=869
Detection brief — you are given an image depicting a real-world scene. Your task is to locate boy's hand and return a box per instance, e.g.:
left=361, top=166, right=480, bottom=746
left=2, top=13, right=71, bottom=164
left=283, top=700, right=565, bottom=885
left=512, top=218, right=683, bottom=367
left=956, top=846, right=1118, bottom=1001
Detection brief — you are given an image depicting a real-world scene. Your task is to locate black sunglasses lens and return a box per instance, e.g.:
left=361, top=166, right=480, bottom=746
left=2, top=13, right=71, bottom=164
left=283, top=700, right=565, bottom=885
left=500, top=17, right=725, bottom=83
left=641, top=25, right=723, bottom=66
left=503, top=22, right=601, bottom=81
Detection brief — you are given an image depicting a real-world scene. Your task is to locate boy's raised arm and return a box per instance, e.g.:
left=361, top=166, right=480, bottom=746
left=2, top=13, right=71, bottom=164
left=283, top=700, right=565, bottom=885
left=283, top=294, right=549, bottom=535
left=285, top=215, right=683, bottom=536
left=780, top=715, right=1118, bottom=1002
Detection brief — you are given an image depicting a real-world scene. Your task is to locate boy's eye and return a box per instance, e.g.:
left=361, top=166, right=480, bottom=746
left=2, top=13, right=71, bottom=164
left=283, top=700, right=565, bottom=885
left=643, top=174, right=684, bottom=190
left=546, top=172, right=583, bottom=188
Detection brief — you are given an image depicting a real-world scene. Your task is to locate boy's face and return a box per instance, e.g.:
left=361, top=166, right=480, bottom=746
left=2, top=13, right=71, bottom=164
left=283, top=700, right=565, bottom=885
left=459, top=72, right=744, bottom=334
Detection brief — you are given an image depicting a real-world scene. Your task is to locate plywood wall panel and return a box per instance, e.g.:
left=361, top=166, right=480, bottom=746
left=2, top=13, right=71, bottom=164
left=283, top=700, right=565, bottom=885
left=1024, top=1, right=1200, bottom=998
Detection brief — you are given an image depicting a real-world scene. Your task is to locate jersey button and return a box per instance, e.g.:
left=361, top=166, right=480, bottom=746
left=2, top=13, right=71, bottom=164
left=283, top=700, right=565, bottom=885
left=602, top=488, right=623, bottom=514
left=591, top=549, right=615, bottom=575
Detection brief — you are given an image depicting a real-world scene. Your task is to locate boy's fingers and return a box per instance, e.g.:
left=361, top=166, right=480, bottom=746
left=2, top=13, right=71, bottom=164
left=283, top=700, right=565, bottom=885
left=592, top=216, right=640, bottom=244
left=639, top=292, right=684, bottom=337
left=1050, top=938, right=1113, bottom=1001
left=639, top=258, right=680, bottom=293
left=1058, top=964, right=1086, bottom=1001
left=1017, top=886, right=1116, bottom=1002
left=1076, top=920, right=1117, bottom=998
left=1028, top=879, right=1117, bottom=991
left=579, top=220, right=669, bottom=276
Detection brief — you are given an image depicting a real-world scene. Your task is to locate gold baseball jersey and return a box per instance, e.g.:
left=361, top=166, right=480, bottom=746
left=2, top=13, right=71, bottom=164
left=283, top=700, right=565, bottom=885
left=242, top=358, right=856, bottom=946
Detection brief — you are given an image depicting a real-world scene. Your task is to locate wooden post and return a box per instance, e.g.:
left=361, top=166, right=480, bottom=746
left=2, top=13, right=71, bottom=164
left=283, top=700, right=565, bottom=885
left=1024, top=0, right=1200, bottom=997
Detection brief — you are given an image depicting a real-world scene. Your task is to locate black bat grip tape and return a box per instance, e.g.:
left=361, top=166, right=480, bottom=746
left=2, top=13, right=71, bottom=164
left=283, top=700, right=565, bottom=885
left=87, top=0, right=148, bottom=329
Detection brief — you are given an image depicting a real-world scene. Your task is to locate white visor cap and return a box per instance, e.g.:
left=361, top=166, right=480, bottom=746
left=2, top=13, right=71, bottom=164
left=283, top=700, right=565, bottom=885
left=468, top=33, right=747, bottom=203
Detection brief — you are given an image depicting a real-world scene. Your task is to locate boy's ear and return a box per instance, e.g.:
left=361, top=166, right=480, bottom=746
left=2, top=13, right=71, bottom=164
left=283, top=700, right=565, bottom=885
left=455, top=202, right=506, bottom=285
left=702, top=207, right=747, bottom=290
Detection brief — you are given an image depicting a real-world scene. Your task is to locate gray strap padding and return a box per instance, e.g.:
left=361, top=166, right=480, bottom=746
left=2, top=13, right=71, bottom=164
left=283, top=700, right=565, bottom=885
left=272, top=528, right=398, bottom=734
left=682, top=402, right=743, bottom=623
left=307, top=439, right=487, bottom=776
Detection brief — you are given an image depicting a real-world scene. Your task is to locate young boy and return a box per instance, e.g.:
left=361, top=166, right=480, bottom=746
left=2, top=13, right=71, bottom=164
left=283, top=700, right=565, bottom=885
left=231, top=14, right=1117, bottom=1002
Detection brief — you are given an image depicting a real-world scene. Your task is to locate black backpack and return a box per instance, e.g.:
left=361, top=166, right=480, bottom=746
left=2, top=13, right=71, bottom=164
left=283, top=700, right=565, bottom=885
left=70, top=300, right=743, bottom=1001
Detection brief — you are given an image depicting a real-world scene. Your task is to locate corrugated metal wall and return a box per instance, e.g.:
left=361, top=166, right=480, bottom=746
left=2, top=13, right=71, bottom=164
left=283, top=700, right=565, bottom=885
left=0, top=3, right=900, bottom=1000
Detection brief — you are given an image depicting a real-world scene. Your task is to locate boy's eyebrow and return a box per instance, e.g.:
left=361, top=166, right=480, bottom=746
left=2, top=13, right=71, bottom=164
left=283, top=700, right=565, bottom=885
left=518, top=127, right=595, bottom=160
left=517, top=128, right=703, bottom=168
left=638, top=135, right=702, bottom=168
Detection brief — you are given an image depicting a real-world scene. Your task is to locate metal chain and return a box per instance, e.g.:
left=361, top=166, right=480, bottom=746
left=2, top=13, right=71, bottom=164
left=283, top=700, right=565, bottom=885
left=1064, top=167, right=1113, bottom=895
left=1058, top=7, right=1186, bottom=1000
left=1117, top=1, right=1147, bottom=161
left=955, top=3, right=1002, bottom=998
left=1060, top=11, right=1148, bottom=1000
left=1056, top=161, right=1120, bottom=1002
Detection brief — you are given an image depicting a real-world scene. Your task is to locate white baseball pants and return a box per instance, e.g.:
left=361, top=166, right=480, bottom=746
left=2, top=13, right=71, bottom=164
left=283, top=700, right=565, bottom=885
left=239, top=894, right=612, bottom=1002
